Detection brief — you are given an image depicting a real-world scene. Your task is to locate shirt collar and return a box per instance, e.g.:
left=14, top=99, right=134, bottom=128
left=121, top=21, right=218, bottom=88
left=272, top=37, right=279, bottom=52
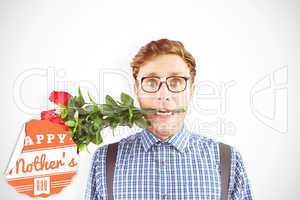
left=140, top=123, right=190, bottom=153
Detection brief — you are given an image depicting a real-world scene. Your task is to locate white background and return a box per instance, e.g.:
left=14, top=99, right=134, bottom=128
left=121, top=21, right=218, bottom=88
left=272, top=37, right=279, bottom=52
left=0, top=0, right=299, bottom=199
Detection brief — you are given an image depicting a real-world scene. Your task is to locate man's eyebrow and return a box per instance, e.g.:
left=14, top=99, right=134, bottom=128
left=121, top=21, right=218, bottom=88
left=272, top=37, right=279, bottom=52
left=169, top=72, right=183, bottom=76
left=144, top=72, right=158, bottom=76
left=143, top=72, right=183, bottom=77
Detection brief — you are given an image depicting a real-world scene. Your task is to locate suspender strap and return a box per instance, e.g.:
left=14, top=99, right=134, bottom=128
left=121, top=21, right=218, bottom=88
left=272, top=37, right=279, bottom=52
left=106, top=142, right=119, bottom=200
left=219, top=142, right=232, bottom=200
left=106, top=141, right=231, bottom=200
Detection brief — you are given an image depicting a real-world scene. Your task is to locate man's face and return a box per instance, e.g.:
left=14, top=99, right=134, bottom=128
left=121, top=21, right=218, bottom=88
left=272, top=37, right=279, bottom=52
left=134, top=54, right=195, bottom=136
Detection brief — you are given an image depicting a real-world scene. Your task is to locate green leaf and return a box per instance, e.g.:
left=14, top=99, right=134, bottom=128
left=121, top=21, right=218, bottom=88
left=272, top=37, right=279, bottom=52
left=57, top=104, right=67, bottom=111
left=74, top=110, right=79, bottom=122
left=132, top=111, right=143, bottom=120
left=72, top=87, right=85, bottom=107
left=134, top=117, right=151, bottom=128
left=60, top=108, right=68, bottom=119
left=78, top=87, right=85, bottom=103
left=88, top=92, right=97, bottom=105
left=93, top=117, right=103, bottom=128
left=78, top=143, right=87, bottom=151
left=128, top=107, right=133, bottom=124
left=95, top=130, right=103, bottom=145
left=99, top=104, right=115, bottom=116
left=121, top=92, right=133, bottom=106
left=105, top=95, right=118, bottom=106
left=73, top=97, right=84, bottom=107
left=68, top=98, right=75, bottom=108
left=65, top=120, right=76, bottom=127
left=73, top=122, right=78, bottom=134
left=110, top=118, right=119, bottom=129
left=84, top=105, right=97, bottom=113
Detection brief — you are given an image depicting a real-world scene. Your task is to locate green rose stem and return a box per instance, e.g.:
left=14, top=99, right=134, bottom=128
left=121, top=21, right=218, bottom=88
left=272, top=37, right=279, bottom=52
left=58, top=87, right=186, bottom=153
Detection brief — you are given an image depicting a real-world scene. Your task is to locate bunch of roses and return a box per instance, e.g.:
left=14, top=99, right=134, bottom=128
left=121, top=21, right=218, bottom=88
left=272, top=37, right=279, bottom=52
left=41, top=88, right=154, bottom=153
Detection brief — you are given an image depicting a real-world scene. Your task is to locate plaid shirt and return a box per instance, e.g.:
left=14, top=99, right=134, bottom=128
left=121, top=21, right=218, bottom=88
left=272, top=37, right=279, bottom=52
left=85, top=124, right=254, bottom=200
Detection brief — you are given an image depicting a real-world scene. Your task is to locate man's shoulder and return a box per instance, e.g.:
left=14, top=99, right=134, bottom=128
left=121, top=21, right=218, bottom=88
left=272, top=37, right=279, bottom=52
left=91, top=143, right=109, bottom=162
left=188, top=132, right=221, bottom=148
left=188, top=132, right=244, bottom=167
left=188, top=132, right=239, bottom=155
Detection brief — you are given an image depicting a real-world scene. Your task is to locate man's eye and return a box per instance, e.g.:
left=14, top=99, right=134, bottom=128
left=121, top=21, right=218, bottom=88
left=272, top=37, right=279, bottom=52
left=145, top=79, right=158, bottom=87
left=169, top=78, right=184, bottom=88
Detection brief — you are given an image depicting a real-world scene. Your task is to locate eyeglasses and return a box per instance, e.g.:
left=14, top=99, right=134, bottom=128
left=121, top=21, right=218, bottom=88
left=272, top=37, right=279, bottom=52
left=136, top=76, right=191, bottom=93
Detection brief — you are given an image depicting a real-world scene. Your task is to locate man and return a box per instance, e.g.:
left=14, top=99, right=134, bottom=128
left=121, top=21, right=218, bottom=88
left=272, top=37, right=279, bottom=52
left=85, top=39, right=254, bottom=199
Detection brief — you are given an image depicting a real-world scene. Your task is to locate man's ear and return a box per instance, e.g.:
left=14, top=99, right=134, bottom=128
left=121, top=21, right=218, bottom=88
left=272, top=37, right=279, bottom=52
left=134, top=79, right=138, bottom=97
left=133, top=79, right=142, bottom=107
left=189, top=82, right=195, bottom=98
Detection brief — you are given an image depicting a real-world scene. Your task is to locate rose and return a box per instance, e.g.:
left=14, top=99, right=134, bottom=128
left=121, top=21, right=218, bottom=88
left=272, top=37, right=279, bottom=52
left=49, top=91, right=72, bottom=106
left=41, top=109, right=68, bottom=131
left=41, top=109, right=63, bottom=124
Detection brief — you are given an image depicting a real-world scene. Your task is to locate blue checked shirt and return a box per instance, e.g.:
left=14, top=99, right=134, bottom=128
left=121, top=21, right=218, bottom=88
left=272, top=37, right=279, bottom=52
left=85, top=124, right=254, bottom=199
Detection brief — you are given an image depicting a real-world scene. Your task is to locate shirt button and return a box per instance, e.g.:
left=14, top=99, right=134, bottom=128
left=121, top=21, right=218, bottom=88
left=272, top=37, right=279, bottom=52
left=162, top=193, right=168, bottom=199
left=161, top=160, right=167, bottom=166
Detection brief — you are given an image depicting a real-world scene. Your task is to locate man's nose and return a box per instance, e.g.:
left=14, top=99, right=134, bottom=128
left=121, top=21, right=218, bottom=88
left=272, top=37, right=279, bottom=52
left=157, top=82, right=170, bottom=101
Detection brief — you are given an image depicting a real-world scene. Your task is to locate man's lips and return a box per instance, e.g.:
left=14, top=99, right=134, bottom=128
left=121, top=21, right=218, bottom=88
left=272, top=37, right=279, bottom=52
left=156, top=110, right=174, bottom=115
left=140, top=107, right=186, bottom=115
left=145, top=108, right=186, bottom=120
left=147, top=112, right=175, bottom=120
left=139, top=107, right=186, bottom=121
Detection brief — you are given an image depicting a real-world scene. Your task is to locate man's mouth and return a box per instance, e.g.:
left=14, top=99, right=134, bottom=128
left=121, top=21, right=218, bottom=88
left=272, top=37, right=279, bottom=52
left=144, top=108, right=186, bottom=120
left=140, top=107, right=185, bottom=115
left=156, top=110, right=174, bottom=116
